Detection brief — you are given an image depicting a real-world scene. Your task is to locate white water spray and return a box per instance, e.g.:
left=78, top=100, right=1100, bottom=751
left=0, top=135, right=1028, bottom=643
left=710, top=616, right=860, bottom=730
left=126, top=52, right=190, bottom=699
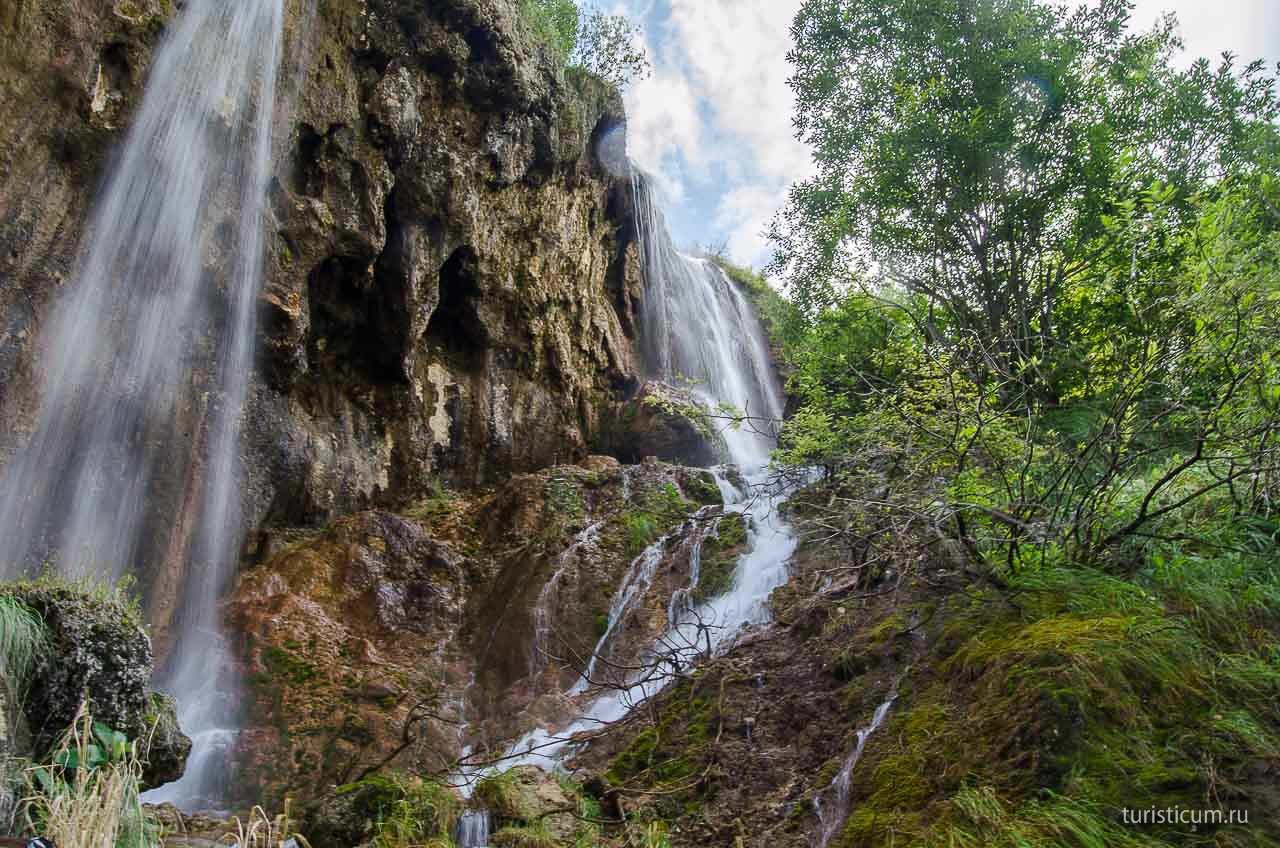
left=0, top=0, right=285, bottom=809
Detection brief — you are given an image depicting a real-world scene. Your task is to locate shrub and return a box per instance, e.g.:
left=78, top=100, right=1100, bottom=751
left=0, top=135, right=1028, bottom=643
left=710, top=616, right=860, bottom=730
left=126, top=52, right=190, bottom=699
left=22, top=705, right=158, bottom=848
left=520, top=1, right=651, bottom=91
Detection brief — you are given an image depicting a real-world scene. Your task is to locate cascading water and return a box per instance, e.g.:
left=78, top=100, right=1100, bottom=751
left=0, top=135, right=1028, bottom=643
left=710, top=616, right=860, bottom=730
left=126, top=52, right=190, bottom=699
left=480, top=169, right=797, bottom=774
left=0, top=0, right=285, bottom=809
left=454, top=810, right=493, bottom=848
left=812, top=696, right=897, bottom=848
left=530, top=521, right=605, bottom=677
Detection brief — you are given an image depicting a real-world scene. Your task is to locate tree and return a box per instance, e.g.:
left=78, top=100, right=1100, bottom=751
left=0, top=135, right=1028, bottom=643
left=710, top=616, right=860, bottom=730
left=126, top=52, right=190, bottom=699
left=770, top=0, right=1278, bottom=398
left=522, top=1, right=651, bottom=91
left=571, top=9, right=651, bottom=91
left=523, top=0, right=580, bottom=63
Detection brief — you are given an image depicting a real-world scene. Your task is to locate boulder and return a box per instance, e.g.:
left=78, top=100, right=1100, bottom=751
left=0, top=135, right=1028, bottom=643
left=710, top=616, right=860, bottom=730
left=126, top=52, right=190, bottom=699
left=606, top=381, right=728, bottom=468
left=478, top=766, right=577, bottom=846
left=0, top=582, right=190, bottom=787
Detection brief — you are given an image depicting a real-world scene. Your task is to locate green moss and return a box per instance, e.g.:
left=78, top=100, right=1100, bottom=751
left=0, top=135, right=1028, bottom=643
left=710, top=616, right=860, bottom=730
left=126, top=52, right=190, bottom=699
left=262, top=644, right=317, bottom=685
left=328, top=772, right=458, bottom=848
left=681, top=470, right=722, bottom=506
left=624, top=512, right=661, bottom=557
left=823, top=554, right=1280, bottom=848
left=692, top=513, right=748, bottom=604
left=620, top=481, right=698, bottom=557
left=605, top=686, right=717, bottom=790
left=491, top=821, right=559, bottom=848
left=545, top=475, right=585, bottom=522
left=475, top=769, right=528, bottom=820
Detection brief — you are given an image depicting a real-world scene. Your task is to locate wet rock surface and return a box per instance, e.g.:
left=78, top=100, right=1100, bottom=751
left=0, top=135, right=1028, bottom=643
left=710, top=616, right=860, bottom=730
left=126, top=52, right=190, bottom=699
left=226, top=455, right=726, bottom=807
left=603, top=380, right=729, bottom=468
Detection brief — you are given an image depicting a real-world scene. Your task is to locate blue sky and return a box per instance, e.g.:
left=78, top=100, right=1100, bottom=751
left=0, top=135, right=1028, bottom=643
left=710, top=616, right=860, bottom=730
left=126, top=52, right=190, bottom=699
left=607, top=0, right=1280, bottom=269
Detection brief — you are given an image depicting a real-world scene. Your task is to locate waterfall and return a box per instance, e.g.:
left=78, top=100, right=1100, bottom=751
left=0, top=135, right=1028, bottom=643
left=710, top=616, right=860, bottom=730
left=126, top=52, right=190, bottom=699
left=481, top=167, right=796, bottom=774
left=812, top=696, right=896, bottom=848
left=530, top=521, right=605, bottom=677
left=632, top=171, right=783, bottom=468
left=455, top=809, right=493, bottom=848
left=0, top=0, right=285, bottom=809
left=572, top=507, right=717, bottom=693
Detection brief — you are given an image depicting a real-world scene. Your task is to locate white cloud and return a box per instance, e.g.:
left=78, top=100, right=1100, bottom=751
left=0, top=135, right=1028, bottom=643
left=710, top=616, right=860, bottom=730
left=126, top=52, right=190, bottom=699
left=624, top=69, right=703, bottom=204
left=617, top=0, right=811, bottom=266
left=1127, top=0, right=1280, bottom=67
left=714, top=184, right=783, bottom=262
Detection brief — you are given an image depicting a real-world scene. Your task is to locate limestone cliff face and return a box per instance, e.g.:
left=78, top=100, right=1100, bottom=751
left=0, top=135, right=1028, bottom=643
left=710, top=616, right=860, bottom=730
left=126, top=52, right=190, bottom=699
left=248, top=0, right=643, bottom=532
left=0, top=0, right=646, bottom=647
left=0, top=0, right=169, bottom=428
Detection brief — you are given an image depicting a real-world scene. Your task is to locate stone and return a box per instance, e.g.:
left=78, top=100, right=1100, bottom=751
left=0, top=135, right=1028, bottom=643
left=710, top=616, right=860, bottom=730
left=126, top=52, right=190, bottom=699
left=604, top=381, right=729, bottom=468
left=0, top=0, right=647, bottom=666
left=0, top=582, right=190, bottom=788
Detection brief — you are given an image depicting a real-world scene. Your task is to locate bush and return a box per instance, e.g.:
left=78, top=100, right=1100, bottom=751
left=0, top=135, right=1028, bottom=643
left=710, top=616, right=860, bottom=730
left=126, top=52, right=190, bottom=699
left=22, top=706, right=158, bottom=848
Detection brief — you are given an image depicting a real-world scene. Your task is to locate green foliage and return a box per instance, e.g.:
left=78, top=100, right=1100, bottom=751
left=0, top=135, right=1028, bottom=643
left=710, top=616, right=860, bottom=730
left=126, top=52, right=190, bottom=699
left=520, top=0, right=651, bottom=90
left=521, top=0, right=579, bottom=62
left=0, top=594, right=46, bottom=695
left=572, top=8, right=651, bottom=90
left=333, top=772, right=457, bottom=848
left=623, top=482, right=695, bottom=556
left=23, top=708, right=159, bottom=848
left=773, top=0, right=1279, bottom=389
left=832, top=550, right=1280, bottom=846
left=624, top=512, right=661, bottom=557
left=754, top=4, right=1280, bottom=843
left=474, top=768, right=526, bottom=820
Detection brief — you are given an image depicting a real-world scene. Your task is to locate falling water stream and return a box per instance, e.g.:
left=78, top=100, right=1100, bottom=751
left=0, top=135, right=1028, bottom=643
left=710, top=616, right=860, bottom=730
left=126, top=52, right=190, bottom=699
left=812, top=695, right=897, bottom=848
left=465, top=171, right=796, bottom=786
left=0, top=0, right=285, bottom=809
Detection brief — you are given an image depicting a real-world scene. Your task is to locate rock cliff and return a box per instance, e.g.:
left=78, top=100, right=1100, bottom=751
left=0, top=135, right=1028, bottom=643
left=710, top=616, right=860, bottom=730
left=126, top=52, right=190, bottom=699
left=0, top=0, right=653, bottom=655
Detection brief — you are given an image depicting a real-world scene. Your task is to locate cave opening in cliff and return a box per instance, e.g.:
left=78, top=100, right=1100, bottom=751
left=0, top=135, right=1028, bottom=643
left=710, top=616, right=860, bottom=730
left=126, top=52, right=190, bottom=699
left=426, top=245, right=488, bottom=370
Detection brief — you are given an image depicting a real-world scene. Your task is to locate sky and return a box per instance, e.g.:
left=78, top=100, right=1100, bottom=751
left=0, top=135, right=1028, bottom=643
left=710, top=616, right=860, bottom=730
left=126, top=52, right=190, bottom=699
left=607, top=0, right=1280, bottom=269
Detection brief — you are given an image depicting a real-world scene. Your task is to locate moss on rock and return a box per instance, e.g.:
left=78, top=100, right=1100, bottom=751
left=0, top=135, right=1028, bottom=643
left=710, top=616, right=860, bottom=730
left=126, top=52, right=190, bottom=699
left=0, top=578, right=189, bottom=786
left=692, top=513, right=748, bottom=604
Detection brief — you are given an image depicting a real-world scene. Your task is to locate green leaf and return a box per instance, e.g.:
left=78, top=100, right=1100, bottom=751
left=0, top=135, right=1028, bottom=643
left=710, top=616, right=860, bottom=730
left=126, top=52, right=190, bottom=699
left=32, top=766, right=55, bottom=793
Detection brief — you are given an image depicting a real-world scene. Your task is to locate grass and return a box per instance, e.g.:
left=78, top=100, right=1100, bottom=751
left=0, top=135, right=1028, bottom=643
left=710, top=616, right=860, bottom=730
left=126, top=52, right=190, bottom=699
left=219, top=805, right=312, bottom=848
left=21, top=705, right=157, bottom=848
left=825, top=543, right=1280, bottom=848
left=330, top=772, right=457, bottom=848
left=475, top=768, right=527, bottom=820
left=0, top=594, right=46, bottom=695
